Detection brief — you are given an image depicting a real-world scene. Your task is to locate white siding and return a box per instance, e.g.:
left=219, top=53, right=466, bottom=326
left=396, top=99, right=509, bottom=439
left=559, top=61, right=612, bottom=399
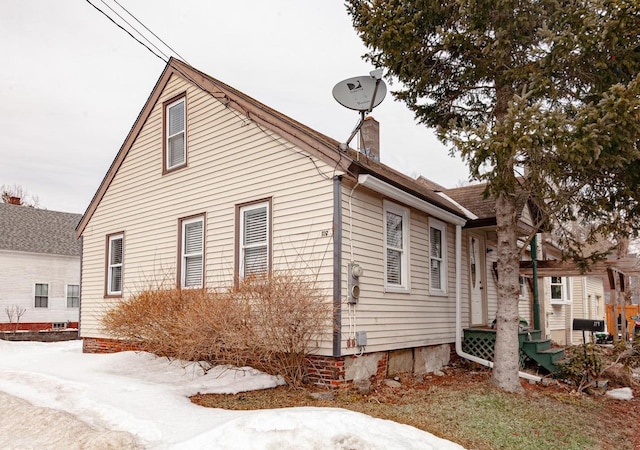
left=81, top=74, right=337, bottom=351
left=0, top=249, right=80, bottom=326
left=339, top=181, right=466, bottom=354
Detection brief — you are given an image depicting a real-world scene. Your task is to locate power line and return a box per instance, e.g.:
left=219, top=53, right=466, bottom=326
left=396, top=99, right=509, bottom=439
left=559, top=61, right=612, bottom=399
left=97, top=0, right=170, bottom=61
left=111, top=0, right=189, bottom=65
left=85, top=0, right=167, bottom=63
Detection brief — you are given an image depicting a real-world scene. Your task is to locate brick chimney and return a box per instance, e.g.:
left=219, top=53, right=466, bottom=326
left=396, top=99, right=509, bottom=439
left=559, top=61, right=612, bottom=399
left=8, top=196, right=21, bottom=205
left=359, top=116, right=380, bottom=162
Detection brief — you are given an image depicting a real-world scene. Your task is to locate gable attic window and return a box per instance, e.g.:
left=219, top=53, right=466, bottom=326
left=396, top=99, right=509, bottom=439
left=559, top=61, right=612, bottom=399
left=106, top=233, right=124, bottom=297
left=429, top=218, right=447, bottom=294
left=164, top=94, right=186, bottom=172
left=237, top=199, right=271, bottom=280
left=383, top=201, right=409, bottom=291
left=179, top=215, right=204, bottom=288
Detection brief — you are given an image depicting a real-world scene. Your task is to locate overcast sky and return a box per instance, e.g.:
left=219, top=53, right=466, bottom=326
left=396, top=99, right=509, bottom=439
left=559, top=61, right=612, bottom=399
left=1, top=1, right=469, bottom=214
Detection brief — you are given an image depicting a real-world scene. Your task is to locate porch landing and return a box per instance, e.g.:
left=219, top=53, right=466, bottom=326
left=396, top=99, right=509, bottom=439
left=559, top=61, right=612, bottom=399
left=463, top=327, right=564, bottom=374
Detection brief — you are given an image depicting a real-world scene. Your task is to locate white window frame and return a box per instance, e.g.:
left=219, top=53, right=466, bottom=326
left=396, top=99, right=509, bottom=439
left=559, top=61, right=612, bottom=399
left=550, top=276, right=572, bottom=305
left=519, top=276, right=528, bottom=300
left=383, top=201, right=409, bottom=292
left=165, top=96, right=186, bottom=171
left=239, top=201, right=270, bottom=279
left=429, top=218, right=448, bottom=295
left=34, top=283, right=49, bottom=308
left=180, top=216, right=204, bottom=289
left=66, top=284, right=80, bottom=308
left=107, top=234, right=124, bottom=296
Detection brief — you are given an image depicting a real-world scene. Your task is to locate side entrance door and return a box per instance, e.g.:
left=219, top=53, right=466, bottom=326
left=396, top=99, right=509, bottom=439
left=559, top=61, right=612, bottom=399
left=469, top=234, right=487, bottom=326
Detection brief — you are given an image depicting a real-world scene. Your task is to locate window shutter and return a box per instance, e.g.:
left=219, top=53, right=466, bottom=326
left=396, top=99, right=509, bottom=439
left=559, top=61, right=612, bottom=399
left=242, top=206, right=268, bottom=276
left=183, top=219, right=203, bottom=287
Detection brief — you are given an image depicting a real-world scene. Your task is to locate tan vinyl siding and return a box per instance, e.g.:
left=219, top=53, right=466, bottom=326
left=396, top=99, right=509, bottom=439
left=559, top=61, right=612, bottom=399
left=81, top=74, right=337, bottom=350
left=339, top=181, right=466, bottom=354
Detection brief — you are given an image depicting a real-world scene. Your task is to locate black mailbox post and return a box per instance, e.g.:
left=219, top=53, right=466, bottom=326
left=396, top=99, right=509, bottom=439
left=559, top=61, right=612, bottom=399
left=572, top=319, right=605, bottom=344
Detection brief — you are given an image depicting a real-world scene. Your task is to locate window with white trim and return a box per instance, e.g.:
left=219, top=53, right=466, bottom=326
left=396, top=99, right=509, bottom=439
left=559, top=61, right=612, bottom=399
left=239, top=202, right=269, bottom=278
left=384, top=201, right=409, bottom=290
left=429, top=218, right=447, bottom=293
left=180, top=216, right=204, bottom=288
left=519, top=276, right=528, bottom=300
left=107, top=234, right=123, bottom=296
left=165, top=96, right=186, bottom=171
left=35, top=283, right=48, bottom=308
left=67, top=284, right=80, bottom=308
left=550, top=276, right=571, bottom=304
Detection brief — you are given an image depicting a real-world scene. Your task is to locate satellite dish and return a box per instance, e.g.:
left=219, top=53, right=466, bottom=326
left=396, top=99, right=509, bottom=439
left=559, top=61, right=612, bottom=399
left=332, top=75, right=387, bottom=112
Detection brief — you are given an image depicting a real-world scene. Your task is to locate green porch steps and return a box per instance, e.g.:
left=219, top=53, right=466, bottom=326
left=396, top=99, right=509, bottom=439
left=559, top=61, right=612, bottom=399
left=521, top=339, right=565, bottom=374
left=463, top=328, right=565, bottom=374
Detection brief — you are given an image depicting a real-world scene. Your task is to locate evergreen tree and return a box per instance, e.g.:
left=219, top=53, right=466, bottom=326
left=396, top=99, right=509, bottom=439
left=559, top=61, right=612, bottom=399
left=347, top=0, right=640, bottom=392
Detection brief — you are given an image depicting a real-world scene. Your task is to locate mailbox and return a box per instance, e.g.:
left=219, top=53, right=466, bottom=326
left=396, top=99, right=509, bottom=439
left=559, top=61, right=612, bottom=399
left=572, top=319, right=605, bottom=332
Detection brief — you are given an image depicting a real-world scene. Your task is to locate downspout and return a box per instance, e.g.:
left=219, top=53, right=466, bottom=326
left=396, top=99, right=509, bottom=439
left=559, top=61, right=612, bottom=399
left=455, top=224, right=542, bottom=382
left=532, top=234, right=541, bottom=331
left=332, top=176, right=343, bottom=357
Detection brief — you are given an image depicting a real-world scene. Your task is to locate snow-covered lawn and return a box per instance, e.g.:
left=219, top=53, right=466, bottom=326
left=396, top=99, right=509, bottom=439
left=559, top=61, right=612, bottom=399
left=0, top=340, right=464, bottom=449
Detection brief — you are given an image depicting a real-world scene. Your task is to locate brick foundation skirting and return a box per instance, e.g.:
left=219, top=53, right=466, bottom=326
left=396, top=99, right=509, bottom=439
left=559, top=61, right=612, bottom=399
left=82, top=337, right=144, bottom=354
left=0, top=322, right=79, bottom=332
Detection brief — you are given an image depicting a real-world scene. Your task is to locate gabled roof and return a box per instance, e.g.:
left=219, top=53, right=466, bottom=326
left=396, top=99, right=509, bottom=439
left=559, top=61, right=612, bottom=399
left=0, top=203, right=81, bottom=256
left=76, top=58, right=467, bottom=236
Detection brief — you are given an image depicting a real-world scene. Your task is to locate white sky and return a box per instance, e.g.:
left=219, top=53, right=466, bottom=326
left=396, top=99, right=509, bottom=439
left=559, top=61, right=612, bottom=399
left=0, top=340, right=465, bottom=449
left=0, top=0, right=469, bottom=214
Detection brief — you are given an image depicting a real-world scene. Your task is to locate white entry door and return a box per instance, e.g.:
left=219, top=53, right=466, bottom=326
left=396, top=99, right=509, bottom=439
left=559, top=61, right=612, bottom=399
left=469, top=234, right=486, bottom=326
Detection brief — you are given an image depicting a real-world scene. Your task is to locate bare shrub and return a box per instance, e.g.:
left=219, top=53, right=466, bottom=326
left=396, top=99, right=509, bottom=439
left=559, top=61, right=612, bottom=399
left=101, top=271, right=330, bottom=386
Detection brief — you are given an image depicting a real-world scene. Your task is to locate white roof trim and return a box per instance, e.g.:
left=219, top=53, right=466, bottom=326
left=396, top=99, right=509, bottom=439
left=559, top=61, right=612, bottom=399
left=435, top=192, right=479, bottom=220
left=358, top=174, right=467, bottom=226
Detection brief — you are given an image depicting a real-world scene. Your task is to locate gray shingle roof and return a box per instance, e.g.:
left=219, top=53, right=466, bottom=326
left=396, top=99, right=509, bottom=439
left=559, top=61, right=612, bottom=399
left=0, top=203, right=82, bottom=256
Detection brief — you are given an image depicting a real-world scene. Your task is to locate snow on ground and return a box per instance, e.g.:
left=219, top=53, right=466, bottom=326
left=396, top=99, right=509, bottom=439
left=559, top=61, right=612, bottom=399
left=0, top=340, right=465, bottom=449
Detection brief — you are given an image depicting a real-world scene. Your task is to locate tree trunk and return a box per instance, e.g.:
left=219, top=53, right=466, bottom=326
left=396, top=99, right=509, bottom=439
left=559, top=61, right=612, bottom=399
left=492, top=190, right=524, bottom=393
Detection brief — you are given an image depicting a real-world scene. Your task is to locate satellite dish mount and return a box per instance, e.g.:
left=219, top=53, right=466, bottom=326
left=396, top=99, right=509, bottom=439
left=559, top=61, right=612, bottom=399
left=332, top=69, right=387, bottom=150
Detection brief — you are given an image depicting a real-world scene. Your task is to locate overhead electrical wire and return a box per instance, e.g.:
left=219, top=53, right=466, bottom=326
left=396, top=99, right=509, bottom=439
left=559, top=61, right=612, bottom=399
left=85, top=0, right=340, bottom=181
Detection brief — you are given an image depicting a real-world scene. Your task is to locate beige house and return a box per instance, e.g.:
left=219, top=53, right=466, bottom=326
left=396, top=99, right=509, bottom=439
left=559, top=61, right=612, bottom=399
left=78, top=58, right=511, bottom=383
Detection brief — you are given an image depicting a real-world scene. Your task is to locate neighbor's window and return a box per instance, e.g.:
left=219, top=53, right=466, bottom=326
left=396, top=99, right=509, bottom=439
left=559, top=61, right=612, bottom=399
left=35, top=283, right=48, bottom=308
left=164, top=95, right=186, bottom=172
left=384, top=201, right=409, bottom=290
left=519, top=276, right=528, bottom=300
left=106, top=233, right=124, bottom=296
left=180, top=216, right=204, bottom=288
left=429, top=218, right=447, bottom=294
left=550, top=276, right=571, bottom=304
left=239, top=201, right=270, bottom=279
left=66, top=284, right=80, bottom=308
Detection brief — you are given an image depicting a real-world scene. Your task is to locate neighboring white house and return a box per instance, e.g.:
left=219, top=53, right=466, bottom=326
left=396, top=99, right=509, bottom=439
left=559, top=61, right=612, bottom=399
left=0, top=201, right=81, bottom=331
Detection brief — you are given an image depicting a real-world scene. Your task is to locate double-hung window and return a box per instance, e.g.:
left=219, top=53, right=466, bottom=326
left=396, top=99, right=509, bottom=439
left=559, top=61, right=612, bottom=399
left=164, top=95, right=186, bottom=172
left=180, top=216, right=204, bottom=288
left=550, top=276, right=571, bottom=304
left=383, top=201, right=409, bottom=290
left=239, top=200, right=270, bottom=279
left=35, top=283, right=48, bottom=308
left=106, top=233, right=124, bottom=296
left=67, top=284, right=80, bottom=308
left=429, top=219, right=447, bottom=294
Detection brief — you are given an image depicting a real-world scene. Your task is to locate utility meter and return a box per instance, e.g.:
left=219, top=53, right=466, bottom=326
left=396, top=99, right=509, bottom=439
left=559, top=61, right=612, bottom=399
left=348, top=262, right=363, bottom=304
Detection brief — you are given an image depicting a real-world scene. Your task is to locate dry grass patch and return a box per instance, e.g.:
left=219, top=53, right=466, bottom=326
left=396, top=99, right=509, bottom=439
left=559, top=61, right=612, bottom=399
left=191, top=365, right=640, bottom=450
